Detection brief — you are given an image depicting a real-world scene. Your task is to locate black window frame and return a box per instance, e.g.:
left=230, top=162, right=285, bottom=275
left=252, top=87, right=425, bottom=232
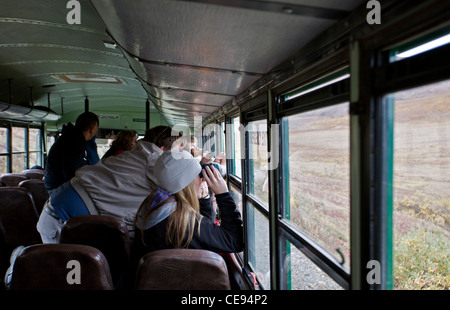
left=0, top=120, right=44, bottom=173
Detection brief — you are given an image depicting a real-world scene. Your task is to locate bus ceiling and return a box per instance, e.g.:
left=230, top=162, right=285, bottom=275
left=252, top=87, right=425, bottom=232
left=1, top=0, right=365, bottom=128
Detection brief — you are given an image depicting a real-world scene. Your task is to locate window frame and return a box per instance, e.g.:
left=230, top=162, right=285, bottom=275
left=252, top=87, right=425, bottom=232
left=241, top=106, right=271, bottom=289
left=204, top=1, right=450, bottom=291
left=371, top=28, right=450, bottom=290
left=0, top=121, right=44, bottom=174
left=351, top=17, right=450, bottom=289
left=275, top=73, right=352, bottom=289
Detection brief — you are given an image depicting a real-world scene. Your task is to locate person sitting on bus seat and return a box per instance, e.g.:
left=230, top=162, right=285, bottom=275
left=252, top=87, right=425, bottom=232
left=102, top=130, right=138, bottom=159
left=131, top=149, right=244, bottom=262
left=44, top=112, right=99, bottom=195
left=36, top=126, right=185, bottom=244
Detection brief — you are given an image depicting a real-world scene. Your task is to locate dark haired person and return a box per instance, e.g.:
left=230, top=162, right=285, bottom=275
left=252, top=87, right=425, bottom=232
left=37, top=125, right=184, bottom=243
left=102, top=130, right=138, bottom=159
left=44, top=111, right=99, bottom=194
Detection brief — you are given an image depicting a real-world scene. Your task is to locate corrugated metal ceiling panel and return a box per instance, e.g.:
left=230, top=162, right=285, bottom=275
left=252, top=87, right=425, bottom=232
left=91, top=0, right=358, bottom=126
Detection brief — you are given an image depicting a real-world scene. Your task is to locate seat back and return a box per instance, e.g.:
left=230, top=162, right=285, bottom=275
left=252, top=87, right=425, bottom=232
left=60, top=215, right=130, bottom=287
left=9, top=244, right=114, bottom=290
left=0, top=187, right=41, bottom=282
left=0, top=224, right=10, bottom=287
left=0, top=187, right=41, bottom=250
left=22, top=169, right=45, bottom=180
left=135, top=249, right=231, bottom=290
left=0, top=173, right=29, bottom=186
left=18, top=179, right=49, bottom=214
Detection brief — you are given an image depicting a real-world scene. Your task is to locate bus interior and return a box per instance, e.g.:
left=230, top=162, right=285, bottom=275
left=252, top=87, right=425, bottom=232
left=0, top=0, right=449, bottom=290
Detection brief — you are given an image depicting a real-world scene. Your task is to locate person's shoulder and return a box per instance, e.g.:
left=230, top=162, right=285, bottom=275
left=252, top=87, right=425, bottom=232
left=138, top=141, right=164, bottom=155
left=114, top=149, right=125, bottom=156
left=57, top=124, right=84, bottom=144
left=102, top=147, right=116, bottom=159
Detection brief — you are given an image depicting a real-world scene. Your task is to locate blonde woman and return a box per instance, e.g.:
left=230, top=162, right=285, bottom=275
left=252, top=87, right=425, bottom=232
left=132, top=150, right=243, bottom=258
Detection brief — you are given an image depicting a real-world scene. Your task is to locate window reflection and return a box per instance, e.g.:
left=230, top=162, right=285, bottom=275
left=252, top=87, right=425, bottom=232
left=391, top=80, right=450, bottom=290
left=247, top=203, right=270, bottom=289
left=232, top=117, right=242, bottom=178
left=283, top=102, right=351, bottom=269
left=248, top=119, right=269, bottom=206
left=284, top=240, right=343, bottom=290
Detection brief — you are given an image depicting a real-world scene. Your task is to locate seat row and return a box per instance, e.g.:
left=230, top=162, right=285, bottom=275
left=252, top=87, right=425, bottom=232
left=0, top=171, right=48, bottom=214
left=0, top=179, right=49, bottom=275
left=7, top=243, right=231, bottom=290
left=0, top=184, right=231, bottom=290
left=0, top=169, right=45, bottom=186
left=0, top=186, right=43, bottom=287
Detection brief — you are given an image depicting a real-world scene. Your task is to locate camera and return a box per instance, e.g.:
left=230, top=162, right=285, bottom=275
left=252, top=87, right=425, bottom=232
left=199, top=163, right=220, bottom=177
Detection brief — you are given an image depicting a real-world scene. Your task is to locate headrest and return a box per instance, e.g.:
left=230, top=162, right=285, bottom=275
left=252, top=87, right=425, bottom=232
left=135, top=249, right=230, bottom=290
left=9, top=244, right=114, bottom=290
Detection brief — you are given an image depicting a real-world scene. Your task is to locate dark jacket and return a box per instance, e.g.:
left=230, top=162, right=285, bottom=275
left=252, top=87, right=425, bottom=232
left=101, top=146, right=124, bottom=159
left=131, top=192, right=244, bottom=262
left=44, top=123, right=89, bottom=191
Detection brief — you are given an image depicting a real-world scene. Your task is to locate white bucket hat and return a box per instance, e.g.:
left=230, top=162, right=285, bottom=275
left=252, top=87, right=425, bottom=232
left=154, top=150, right=202, bottom=193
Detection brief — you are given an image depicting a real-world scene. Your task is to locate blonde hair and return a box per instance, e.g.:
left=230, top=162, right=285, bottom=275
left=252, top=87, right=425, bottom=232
left=136, top=181, right=202, bottom=248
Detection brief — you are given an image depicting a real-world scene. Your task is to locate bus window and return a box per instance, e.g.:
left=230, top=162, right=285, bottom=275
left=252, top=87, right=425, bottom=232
left=203, top=123, right=222, bottom=158
left=391, top=30, right=450, bottom=62
left=246, top=202, right=270, bottom=289
left=229, top=183, right=243, bottom=216
left=218, top=121, right=225, bottom=155
left=247, top=119, right=268, bottom=206
left=284, top=240, right=343, bottom=290
left=0, top=127, right=7, bottom=174
left=282, top=102, right=351, bottom=270
left=202, top=125, right=211, bottom=157
left=96, top=138, right=113, bottom=159
left=46, top=133, right=57, bottom=156
left=389, top=79, right=450, bottom=289
left=231, top=117, right=242, bottom=179
left=29, top=128, right=42, bottom=168
left=12, top=127, right=26, bottom=173
left=0, top=158, right=6, bottom=175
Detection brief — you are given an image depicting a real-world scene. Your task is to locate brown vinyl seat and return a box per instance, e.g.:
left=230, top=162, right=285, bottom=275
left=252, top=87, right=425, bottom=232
left=21, top=169, right=45, bottom=180
left=18, top=179, right=49, bottom=214
left=0, top=173, right=29, bottom=187
left=59, top=215, right=131, bottom=288
left=135, top=249, right=231, bottom=290
left=9, top=244, right=114, bottom=290
left=0, top=187, right=42, bottom=282
left=0, top=229, right=10, bottom=288
left=0, top=187, right=41, bottom=250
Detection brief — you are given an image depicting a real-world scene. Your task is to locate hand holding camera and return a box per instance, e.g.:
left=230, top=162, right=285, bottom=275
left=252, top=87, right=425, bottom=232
left=201, top=164, right=228, bottom=195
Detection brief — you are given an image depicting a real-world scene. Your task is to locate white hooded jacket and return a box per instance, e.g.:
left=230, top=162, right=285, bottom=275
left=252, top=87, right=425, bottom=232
left=74, top=141, right=163, bottom=235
